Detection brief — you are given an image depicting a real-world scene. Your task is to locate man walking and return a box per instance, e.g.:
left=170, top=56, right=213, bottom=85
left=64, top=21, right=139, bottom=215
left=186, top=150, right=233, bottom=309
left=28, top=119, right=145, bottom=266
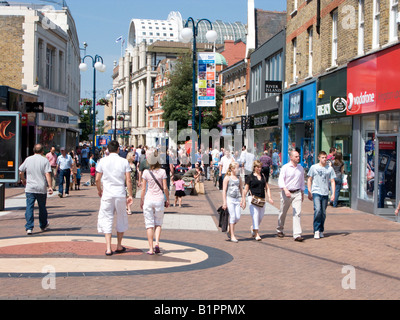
left=46, top=146, right=58, bottom=189
left=96, top=140, right=133, bottom=256
left=277, top=150, right=305, bottom=241
left=19, top=144, right=53, bottom=235
left=56, top=147, right=72, bottom=198
left=307, top=151, right=336, bottom=239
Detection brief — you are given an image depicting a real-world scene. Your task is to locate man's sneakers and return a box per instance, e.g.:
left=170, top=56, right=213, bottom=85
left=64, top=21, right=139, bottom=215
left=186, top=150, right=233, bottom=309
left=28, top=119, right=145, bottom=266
left=314, top=231, right=324, bottom=239
left=41, top=222, right=50, bottom=232
left=26, top=222, right=49, bottom=235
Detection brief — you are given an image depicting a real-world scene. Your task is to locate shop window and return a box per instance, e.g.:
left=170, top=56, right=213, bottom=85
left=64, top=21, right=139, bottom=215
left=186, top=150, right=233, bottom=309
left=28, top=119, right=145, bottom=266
left=359, top=115, right=376, bottom=202
left=378, top=112, right=400, bottom=134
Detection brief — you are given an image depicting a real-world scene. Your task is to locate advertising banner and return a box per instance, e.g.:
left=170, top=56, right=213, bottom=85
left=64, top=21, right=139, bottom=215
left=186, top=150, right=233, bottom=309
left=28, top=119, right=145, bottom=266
left=95, top=135, right=112, bottom=147
left=347, top=43, right=400, bottom=115
left=0, top=112, right=21, bottom=183
left=197, top=52, right=216, bottom=107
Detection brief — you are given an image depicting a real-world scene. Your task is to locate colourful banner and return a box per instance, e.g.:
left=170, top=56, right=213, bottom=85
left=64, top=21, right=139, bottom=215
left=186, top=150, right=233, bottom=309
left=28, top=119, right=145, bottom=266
left=197, top=52, right=216, bottom=107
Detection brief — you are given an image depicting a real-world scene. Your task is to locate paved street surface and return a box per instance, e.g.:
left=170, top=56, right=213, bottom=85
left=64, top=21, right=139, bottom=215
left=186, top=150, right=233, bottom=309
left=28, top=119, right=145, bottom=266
left=1, top=178, right=400, bottom=301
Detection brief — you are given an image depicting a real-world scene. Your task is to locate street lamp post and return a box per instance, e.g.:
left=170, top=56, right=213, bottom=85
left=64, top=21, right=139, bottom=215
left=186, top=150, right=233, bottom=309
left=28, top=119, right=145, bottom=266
left=180, top=17, right=218, bottom=168
left=106, top=88, right=123, bottom=140
left=79, top=54, right=106, bottom=156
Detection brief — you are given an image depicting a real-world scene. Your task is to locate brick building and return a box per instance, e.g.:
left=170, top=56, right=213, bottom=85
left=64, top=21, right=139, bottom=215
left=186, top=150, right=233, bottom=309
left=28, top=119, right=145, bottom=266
left=283, top=0, right=400, bottom=217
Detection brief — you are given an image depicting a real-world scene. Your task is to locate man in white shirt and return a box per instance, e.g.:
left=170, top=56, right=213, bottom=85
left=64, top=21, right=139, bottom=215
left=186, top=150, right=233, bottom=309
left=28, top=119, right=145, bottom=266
left=55, top=147, right=72, bottom=198
left=19, top=144, right=53, bottom=235
left=240, top=145, right=255, bottom=176
left=219, top=149, right=234, bottom=190
left=96, top=140, right=133, bottom=256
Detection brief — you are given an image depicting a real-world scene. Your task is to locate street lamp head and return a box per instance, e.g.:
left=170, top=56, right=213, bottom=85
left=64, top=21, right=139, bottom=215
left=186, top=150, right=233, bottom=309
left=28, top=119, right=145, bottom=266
left=206, top=29, right=218, bottom=43
left=117, top=93, right=123, bottom=100
left=95, top=61, right=106, bottom=72
left=180, top=27, right=193, bottom=43
left=79, top=62, right=88, bottom=72
left=105, top=94, right=112, bottom=100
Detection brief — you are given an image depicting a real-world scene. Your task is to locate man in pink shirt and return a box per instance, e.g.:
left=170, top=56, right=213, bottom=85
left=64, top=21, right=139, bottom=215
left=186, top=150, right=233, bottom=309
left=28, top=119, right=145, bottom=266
left=45, top=147, right=58, bottom=189
left=276, top=150, right=305, bottom=241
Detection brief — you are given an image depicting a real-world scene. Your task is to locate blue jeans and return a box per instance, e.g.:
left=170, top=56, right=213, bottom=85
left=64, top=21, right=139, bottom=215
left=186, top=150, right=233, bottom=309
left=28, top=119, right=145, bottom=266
left=313, top=193, right=328, bottom=233
left=25, top=192, right=48, bottom=231
left=333, top=178, right=342, bottom=207
left=58, top=169, right=71, bottom=195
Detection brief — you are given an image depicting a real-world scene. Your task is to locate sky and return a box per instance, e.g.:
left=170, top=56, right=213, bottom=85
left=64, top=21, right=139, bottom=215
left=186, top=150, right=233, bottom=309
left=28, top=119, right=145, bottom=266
left=14, top=0, right=287, bottom=119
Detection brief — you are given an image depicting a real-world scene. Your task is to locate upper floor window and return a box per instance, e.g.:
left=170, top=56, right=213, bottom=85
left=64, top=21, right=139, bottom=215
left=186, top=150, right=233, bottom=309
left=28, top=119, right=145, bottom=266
left=331, top=9, right=338, bottom=66
left=389, top=0, right=399, bottom=43
left=358, top=0, right=365, bottom=55
left=373, top=0, right=380, bottom=49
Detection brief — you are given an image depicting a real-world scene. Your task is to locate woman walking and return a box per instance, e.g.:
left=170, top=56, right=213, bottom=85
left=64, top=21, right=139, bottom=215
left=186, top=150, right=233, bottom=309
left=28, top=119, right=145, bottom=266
left=126, top=151, right=137, bottom=214
left=222, top=162, right=245, bottom=242
left=331, top=152, right=344, bottom=207
left=242, top=160, right=274, bottom=241
left=140, top=150, right=170, bottom=255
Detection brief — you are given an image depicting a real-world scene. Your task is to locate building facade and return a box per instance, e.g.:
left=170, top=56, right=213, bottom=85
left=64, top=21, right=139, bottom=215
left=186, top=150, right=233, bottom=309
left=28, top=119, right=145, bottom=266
left=284, top=0, right=400, bottom=218
left=0, top=3, right=81, bottom=153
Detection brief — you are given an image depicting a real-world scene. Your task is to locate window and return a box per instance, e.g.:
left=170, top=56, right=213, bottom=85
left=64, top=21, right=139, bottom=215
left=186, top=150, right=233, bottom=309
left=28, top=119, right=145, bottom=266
left=265, top=51, right=282, bottom=97
left=308, top=27, right=313, bottom=76
left=45, top=46, right=55, bottom=90
left=389, top=0, right=399, bottom=43
left=358, top=0, right=365, bottom=55
left=332, top=10, right=338, bottom=66
left=292, top=38, right=297, bottom=82
left=373, top=0, right=380, bottom=49
left=36, top=39, right=43, bottom=85
left=251, top=63, right=262, bottom=102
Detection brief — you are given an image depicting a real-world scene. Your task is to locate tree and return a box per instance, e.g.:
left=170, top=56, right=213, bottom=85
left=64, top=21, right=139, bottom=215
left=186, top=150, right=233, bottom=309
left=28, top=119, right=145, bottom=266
left=161, top=54, right=223, bottom=135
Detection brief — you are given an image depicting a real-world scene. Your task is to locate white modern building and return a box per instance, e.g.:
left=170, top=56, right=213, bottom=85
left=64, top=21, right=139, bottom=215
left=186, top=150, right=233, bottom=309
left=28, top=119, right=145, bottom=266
left=111, top=11, right=247, bottom=147
left=0, top=2, right=81, bottom=152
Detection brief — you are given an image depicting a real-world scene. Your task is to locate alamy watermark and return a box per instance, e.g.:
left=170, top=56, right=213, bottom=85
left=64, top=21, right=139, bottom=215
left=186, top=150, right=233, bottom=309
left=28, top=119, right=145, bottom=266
left=341, top=265, right=356, bottom=290
left=42, top=265, right=56, bottom=290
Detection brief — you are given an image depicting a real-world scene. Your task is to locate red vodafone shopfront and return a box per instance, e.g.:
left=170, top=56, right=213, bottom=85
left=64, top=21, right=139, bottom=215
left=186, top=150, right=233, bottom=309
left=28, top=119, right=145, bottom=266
left=348, top=43, right=400, bottom=219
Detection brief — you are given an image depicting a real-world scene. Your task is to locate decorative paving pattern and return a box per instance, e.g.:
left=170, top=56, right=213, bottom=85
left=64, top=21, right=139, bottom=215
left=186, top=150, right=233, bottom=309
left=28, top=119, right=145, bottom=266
left=0, top=234, right=233, bottom=278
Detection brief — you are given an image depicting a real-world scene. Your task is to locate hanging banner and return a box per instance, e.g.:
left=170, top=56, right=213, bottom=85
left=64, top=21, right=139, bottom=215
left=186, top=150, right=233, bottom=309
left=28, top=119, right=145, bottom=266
left=197, top=52, right=216, bottom=107
left=0, top=112, right=21, bottom=183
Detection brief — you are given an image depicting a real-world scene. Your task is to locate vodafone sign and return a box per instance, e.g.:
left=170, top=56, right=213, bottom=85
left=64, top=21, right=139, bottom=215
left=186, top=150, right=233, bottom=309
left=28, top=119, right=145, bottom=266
left=347, top=43, right=400, bottom=115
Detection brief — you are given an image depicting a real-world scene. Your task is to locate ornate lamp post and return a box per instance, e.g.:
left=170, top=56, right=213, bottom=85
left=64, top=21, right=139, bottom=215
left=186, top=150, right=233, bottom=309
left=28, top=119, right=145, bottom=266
left=79, top=55, right=106, bottom=156
left=106, top=88, right=123, bottom=140
left=180, top=17, right=217, bottom=167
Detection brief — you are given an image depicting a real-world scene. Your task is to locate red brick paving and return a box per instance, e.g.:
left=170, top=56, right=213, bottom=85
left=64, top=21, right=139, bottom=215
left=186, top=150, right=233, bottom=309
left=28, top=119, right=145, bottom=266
left=0, top=180, right=400, bottom=300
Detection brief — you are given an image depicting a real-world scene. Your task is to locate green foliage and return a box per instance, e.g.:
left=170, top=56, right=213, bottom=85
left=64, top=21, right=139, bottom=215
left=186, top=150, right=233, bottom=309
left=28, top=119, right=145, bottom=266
left=161, top=54, right=223, bottom=134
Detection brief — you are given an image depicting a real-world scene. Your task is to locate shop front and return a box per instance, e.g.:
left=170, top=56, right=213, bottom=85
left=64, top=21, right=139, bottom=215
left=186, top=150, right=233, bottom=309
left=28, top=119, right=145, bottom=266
left=282, top=80, right=317, bottom=190
left=317, top=67, right=352, bottom=206
left=348, top=43, right=400, bottom=219
left=251, top=110, right=281, bottom=158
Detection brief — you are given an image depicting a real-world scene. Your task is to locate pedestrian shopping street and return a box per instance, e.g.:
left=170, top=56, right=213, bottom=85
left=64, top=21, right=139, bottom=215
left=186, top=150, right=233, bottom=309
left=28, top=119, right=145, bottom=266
left=0, top=180, right=399, bottom=300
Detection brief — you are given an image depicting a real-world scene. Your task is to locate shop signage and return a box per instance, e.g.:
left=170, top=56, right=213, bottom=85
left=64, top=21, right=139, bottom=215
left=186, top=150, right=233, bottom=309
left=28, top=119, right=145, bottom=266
left=332, top=97, right=347, bottom=113
left=289, top=91, right=303, bottom=119
left=25, top=102, right=44, bottom=113
left=0, top=112, right=21, bottom=183
left=254, top=115, right=269, bottom=126
left=317, top=103, right=330, bottom=116
left=265, top=81, right=282, bottom=94
left=347, top=43, right=400, bottom=115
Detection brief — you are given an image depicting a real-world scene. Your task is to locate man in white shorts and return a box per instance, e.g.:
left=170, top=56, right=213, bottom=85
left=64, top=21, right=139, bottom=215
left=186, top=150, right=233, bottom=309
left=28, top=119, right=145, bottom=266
left=96, top=140, right=133, bottom=256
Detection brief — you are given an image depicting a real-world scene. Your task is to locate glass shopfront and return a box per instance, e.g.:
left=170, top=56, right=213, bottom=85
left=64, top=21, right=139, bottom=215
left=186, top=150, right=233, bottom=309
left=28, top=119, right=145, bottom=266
left=348, top=44, right=400, bottom=217
left=252, top=110, right=281, bottom=158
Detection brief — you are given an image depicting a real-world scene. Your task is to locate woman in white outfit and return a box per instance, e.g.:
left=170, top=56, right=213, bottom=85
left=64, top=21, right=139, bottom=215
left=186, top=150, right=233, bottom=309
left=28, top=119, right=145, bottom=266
left=140, top=150, right=170, bottom=255
left=222, top=162, right=245, bottom=242
left=242, top=160, right=274, bottom=241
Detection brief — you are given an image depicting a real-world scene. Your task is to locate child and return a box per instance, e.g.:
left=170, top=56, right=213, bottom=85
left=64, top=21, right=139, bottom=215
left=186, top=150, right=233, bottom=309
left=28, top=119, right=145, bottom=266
left=90, top=162, right=96, bottom=186
left=76, top=163, right=82, bottom=190
left=173, top=174, right=185, bottom=208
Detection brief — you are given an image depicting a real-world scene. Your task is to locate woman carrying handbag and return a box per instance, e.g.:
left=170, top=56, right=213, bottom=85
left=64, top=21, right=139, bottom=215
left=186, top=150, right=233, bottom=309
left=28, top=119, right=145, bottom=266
left=140, top=150, right=170, bottom=255
left=242, top=160, right=274, bottom=241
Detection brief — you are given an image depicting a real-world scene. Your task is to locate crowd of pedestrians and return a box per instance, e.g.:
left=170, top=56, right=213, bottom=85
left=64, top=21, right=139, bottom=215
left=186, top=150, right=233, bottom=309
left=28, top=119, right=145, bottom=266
left=17, top=140, right=399, bottom=256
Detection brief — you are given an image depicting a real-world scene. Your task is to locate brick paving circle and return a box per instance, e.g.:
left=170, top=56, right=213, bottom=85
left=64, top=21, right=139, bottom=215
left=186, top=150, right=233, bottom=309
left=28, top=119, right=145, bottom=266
left=0, top=234, right=233, bottom=278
